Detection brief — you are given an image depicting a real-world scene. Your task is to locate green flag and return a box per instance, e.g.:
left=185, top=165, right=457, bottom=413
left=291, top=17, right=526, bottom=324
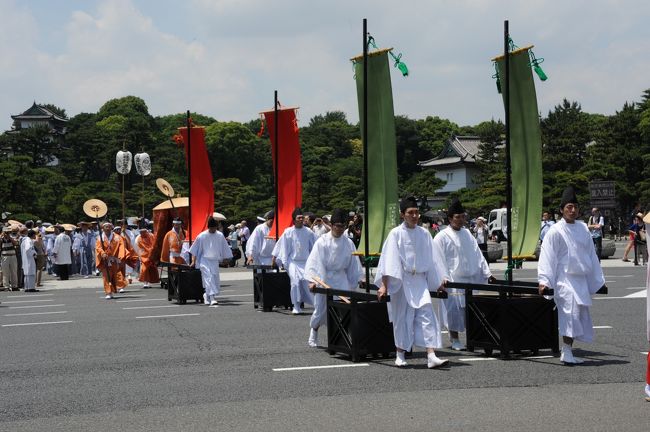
left=354, top=50, right=400, bottom=255
left=496, top=48, right=543, bottom=258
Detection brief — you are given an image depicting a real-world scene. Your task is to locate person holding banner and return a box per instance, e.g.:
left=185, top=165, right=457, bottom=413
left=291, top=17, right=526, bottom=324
left=434, top=198, right=494, bottom=351
left=538, top=187, right=607, bottom=365
left=305, top=208, right=363, bottom=348
left=272, top=208, right=316, bottom=315
left=375, top=197, right=449, bottom=369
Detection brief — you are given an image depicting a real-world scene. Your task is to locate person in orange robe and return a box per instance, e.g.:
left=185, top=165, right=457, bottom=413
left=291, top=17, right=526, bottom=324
left=113, top=224, right=138, bottom=290
left=135, top=221, right=159, bottom=288
left=160, top=218, right=186, bottom=265
left=95, top=222, right=129, bottom=299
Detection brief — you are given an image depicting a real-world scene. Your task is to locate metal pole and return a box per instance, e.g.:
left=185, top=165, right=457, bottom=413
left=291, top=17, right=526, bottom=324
left=186, top=110, right=192, bottom=244
left=504, top=20, right=513, bottom=282
left=362, top=18, right=371, bottom=292
left=274, top=90, right=279, bottom=241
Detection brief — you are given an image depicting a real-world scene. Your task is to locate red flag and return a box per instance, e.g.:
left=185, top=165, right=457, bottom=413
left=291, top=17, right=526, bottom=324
left=262, top=107, right=301, bottom=239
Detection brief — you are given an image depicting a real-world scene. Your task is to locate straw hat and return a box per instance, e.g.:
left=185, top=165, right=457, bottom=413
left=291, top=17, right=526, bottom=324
left=643, top=212, right=650, bottom=224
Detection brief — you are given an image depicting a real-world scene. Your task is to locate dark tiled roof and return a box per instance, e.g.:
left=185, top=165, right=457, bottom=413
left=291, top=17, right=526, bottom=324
left=418, top=136, right=482, bottom=167
left=11, top=102, right=67, bottom=123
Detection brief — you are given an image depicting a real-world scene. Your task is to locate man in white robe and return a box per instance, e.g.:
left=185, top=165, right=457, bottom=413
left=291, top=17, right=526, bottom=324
left=538, top=187, right=606, bottom=365
left=21, top=230, right=37, bottom=291
left=52, top=225, right=72, bottom=280
left=305, top=208, right=363, bottom=347
left=434, top=198, right=494, bottom=351
left=272, top=208, right=316, bottom=315
left=246, top=210, right=276, bottom=266
left=189, top=217, right=233, bottom=307
left=375, top=197, right=449, bottom=369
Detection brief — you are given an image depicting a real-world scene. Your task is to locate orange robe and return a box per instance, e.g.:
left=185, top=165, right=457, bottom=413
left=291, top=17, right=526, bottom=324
left=95, top=233, right=129, bottom=294
left=161, top=229, right=186, bottom=265
left=136, top=231, right=160, bottom=283
left=118, top=232, right=138, bottom=283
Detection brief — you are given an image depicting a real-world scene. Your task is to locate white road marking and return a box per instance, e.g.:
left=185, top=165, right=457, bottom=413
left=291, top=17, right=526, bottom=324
left=4, top=311, right=67, bottom=317
left=626, top=286, right=646, bottom=289
left=458, top=357, right=497, bottom=362
left=135, top=313, right=200, bottom=319
left=273, top=363, right=370, bottom=372
left=2, top=320, right=73, bottom=327
left=5, top=293, right=54, bottom=298
left=114, top=298, right=167, bottom=303
left=624, top=290, right=647, bottom=298
left=7, top=304, right=65, bottom=309
left=122, top=305, right=180, bottom=310
left=1, top=299, right=53, bottom=304
left=593, top=325, right=613, bottom=329
left=642, top=352, right=648, bottom=355
left=220, top=294, right=252, bottom=298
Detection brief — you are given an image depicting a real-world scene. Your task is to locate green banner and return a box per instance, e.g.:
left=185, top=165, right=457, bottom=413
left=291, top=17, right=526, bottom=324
left=354, top=51, right=400, bottom=255
left=496, top=48, right=543, bottom=258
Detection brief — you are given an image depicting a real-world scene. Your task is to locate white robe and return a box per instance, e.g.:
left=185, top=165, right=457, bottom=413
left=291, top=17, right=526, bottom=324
left=246, top=223, right=276, bottom=266
left=433, top=226, right=492, bottom=333
left=305, top=233, right=363, bottom=329
left=645, top=223, right=650, bottom=342
left=188, top=230, right=233, bottom=297
left=21, top=237, right=36, bottom=276
left=53, top=233, right=72, bottom=265
left=272, top=226, right=316, bottom=306
left=374, top=223, right=444, bottom=351
left=538, top=220, right=605, bottom=342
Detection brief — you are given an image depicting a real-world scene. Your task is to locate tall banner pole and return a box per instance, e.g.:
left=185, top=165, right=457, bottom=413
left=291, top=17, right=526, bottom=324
left=274, top=91, right=279, bottom=241
left=362, top=18, right=371, bottom=291
left=504, top=20, right=513, bottom=282
left=186, top=110, right=192, bottom=244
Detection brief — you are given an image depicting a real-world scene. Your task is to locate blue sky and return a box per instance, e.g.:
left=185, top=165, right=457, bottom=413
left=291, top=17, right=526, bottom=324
left=2, top=0, right=649, bottom=131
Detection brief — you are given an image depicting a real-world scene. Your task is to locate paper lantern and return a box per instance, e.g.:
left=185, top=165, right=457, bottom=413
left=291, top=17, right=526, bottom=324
left=134, top=152, right=151, bottom=176
left=116, top=150, right=132, bottom=174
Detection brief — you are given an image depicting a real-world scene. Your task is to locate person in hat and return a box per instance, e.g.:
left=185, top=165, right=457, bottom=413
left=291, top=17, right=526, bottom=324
left=96, top=222, right=130, bottom=299
left=537, top=186, right=607, bottom=365
left=135, top=220, right=159, bottom=288
left=52, top=225, right=72, bottom=281
left=472, top=215, right=489, bottom=258
left=189, top=216, right=233, bottom=306
left=21, top=230, right=37, bottom=292
left=1, top=225, right=19, bottom=290
left=77, top=222, right=96, bottom=278
left=305, top=208, right=362, bottom=347
left=434, top=198, right=494, bottom=351
left=246, top=210, right=276, bottom=266
left=161, top=218, right=187, bottom=265
left=375, top=197, right=449, bottom=368
left=272, top=207, right=317, bottom=315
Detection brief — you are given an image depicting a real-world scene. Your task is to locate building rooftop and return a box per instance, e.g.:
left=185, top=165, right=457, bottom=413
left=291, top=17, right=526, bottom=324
left=418, top=135, right=483, bottom=167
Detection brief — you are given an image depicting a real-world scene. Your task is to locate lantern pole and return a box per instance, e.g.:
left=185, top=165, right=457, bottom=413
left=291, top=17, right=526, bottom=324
left=141, top=147, right=145, bottom=219
left=121, top=141, right=126, bottom=223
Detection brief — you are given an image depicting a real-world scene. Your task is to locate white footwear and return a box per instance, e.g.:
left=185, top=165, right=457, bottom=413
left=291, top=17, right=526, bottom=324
left=118, top=288, right=125, bottom=293
left=645, top=384, right=650, bottom=400
left=203, top=293, right=208, bottom=304
left=560, top=346, right=583, bottom=364
left=291, top=306, right=302, bottom=315
left=209, top=299, right=219, bottom=307
left=394, top=352, right=408, bottom=367
left=104, top=294, right=113, bottom=300
left=427, top=353, right=449, bottom=369
left=84, top=275, right=89, bottom=279
left=308, top=329, right=318, bottom=347
left=451, top=340, right=465, bottom=351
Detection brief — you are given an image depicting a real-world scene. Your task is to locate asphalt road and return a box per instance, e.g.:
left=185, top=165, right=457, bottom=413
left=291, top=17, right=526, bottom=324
left=1, top=247, right=648, bottom=431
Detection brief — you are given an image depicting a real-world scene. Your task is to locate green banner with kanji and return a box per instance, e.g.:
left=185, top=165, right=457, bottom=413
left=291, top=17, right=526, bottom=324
left=496, top=48, right=543, bottom=258
left=354, top=50, right=400, bottom=255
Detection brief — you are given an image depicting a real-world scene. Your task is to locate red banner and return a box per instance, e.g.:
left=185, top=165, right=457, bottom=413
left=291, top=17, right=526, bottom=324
left=262, top=108, right=302, bottom=239
left=178, top=126, right=214, bottom=241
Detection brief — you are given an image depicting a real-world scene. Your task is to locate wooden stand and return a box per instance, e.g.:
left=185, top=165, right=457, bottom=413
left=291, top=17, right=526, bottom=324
left=447, top=280, right=559, bottom=357
left=251, top=265, right=292, bottom=312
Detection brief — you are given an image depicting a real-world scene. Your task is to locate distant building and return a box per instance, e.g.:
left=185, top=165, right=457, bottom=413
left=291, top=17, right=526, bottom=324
left=4, top=102, right=68, bottom=165
left=418, top=135, right=483, bottom=208
left=8, top=102, right=68, bottom=135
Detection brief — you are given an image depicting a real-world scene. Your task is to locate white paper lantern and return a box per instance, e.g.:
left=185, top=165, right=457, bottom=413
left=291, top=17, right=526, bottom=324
left=134, top=152, right=151, bottom=176
left=116, top=150, right=133, bottom=174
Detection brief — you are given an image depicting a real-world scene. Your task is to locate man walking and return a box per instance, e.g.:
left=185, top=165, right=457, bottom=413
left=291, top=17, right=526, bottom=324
left=538, top=187, right=606, bottom=365
left=587, top=207, right=605, bottom=260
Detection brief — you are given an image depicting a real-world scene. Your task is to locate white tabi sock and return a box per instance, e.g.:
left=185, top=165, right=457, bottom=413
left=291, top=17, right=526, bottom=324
left=645, top=384, right=650, bottom=398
